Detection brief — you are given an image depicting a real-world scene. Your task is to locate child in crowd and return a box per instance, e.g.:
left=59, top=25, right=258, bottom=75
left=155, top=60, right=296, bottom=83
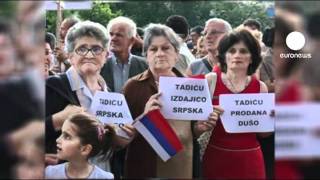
left=45, top=113, right=115, bottom=179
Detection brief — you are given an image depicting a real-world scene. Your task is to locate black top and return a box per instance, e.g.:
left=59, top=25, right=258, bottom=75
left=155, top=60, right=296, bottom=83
left=45, top=74, right=80, bottom=153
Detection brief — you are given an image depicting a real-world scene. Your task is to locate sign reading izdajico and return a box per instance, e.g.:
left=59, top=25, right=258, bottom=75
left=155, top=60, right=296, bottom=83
left=159, top=76, right=213, bottom=120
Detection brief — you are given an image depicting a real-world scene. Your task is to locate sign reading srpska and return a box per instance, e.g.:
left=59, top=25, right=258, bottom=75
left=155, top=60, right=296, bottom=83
left=159, top=76, right=212, bottom=120
left=219, top=93, right=275, bottom=133
left=89, top=91, right=133, bottom=138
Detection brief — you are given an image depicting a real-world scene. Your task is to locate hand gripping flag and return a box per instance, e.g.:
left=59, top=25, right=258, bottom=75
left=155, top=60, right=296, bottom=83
left=133, top=110, right=183, bottom=162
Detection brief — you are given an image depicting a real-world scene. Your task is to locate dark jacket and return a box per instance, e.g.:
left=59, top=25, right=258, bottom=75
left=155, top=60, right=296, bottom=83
left=100, top=55, right=148, bottom=92
left=45, top=74, right=80, bottom=153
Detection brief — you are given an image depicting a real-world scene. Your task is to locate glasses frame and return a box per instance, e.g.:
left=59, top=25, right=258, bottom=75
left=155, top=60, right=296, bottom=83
left=74, top=45, right=105, bottom=57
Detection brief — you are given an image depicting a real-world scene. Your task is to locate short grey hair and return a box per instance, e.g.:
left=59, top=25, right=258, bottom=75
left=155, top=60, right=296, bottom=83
left=205, top=18, right=232, bottom=33
left=65, top=20, right=109, bottom=53
left=143, top=23, right=181, bottom=56
left=106, top=16, right=137, bottom=38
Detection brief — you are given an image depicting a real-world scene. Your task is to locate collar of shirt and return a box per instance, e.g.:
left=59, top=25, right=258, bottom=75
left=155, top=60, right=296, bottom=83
left=111, top=53, right=133, bottom=65
left=179, top=42, right=195, bottom=62
left=66, top=67, right=108, bottom=97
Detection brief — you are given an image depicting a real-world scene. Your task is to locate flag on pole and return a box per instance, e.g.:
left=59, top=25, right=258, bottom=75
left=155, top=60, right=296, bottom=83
left=133, top=110, right=183, bottom=162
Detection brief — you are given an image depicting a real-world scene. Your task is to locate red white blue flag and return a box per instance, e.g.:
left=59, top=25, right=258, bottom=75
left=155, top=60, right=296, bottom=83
left=133, top=110, right=183, bottom=161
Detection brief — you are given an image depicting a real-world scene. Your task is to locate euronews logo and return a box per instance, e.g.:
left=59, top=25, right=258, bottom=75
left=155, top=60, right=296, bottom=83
left=280, top=31, right=311, bottom=59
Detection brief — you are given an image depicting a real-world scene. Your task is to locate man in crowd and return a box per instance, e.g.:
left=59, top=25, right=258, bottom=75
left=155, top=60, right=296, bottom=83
left=243, top=18, right=262, bottom=31
left=190, top=25, right=204, bottom=55
left=165, top=15, right=196, bottom=73
left=101, top=16, right=147, bottom=93
left=186, top=18, right=232, bottom=76
left=52, top=16, right=80, bottom=74
left=100, top=16, right=148, bottom=178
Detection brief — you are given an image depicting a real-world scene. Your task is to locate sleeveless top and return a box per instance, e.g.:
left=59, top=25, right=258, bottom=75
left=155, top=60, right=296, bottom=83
left=209, top=72, right=261, bottom=149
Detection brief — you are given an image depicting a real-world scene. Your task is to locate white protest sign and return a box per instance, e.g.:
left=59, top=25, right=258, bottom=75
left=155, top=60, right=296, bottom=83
left=219, top=93, right=275, bottom=133
left=275, top=103, right=320, bottom=159
left=89, top=91, right=133, bottom=138
left=159, top=76, right=213, bottom=120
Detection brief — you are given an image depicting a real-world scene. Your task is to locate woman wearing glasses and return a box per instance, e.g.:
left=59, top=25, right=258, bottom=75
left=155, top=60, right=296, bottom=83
left=45, top=21, right=132, bottom=162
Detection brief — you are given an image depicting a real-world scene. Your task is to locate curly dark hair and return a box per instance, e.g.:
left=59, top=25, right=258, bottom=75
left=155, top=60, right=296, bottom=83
left=217, top=30, right=262, bottom=75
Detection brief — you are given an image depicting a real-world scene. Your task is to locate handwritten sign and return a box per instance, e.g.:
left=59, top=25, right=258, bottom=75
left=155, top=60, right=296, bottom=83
left=219, top=93, right=275, bottom=133
left=275, top=103, right=320, bottom=159
left=89, top=91, right=133, bottom=138
left=159, top=76, right=213, bottom=120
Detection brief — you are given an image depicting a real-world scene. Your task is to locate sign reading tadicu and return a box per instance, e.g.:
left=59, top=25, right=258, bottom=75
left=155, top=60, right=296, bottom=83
left=159, top=76, right=213, bottom=120
left=219, top=93, right=275, bottom=133
left=89, top=91, right=133, bottom=138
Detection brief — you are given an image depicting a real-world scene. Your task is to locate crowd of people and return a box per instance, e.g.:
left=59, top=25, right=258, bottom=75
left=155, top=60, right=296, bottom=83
left=43, top=9, right=277, bottom=179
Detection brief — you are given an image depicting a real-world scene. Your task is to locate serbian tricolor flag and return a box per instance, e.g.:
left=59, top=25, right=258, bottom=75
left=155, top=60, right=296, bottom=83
left=133, top=110, right=183, bottom=161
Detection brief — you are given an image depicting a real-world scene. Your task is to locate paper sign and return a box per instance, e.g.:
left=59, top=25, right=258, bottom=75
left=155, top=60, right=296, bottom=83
left=275, top=103, right=320, bottom=159
left=159, top=76, right=213, bottom=120
left=219, top=93, right=275, bottom=133
left=89, top=91, right=133, bottom=138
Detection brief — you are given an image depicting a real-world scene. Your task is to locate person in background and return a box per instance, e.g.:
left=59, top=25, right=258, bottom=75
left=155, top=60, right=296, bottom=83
left=131, top=27, right=144, bottom=57
left=243, top=18, right=262, bottom=32
left=0, top=18, right=16, bottom=80
left=190, top=25, right=204, bottom=56
left=52, top=16, right=80, bottom=74
left=45, top=32, right=56, bottom=77
left=13, top=122, right=44, bottom=179
left=165, top=15, right=196, bottom=73
left=100, top=17, right=148, bottom=178
left=195, top=36, right=207, bottom=59
left=260, top=27, right=274, bottom=92
left=101, top=16, right=148, bottom=93
left=186, top=18, right=232, bottom=76
left=0, top=1, right=45, bottom=178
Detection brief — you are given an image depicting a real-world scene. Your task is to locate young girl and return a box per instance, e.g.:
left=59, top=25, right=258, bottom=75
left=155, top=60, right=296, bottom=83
left=45, top=113, right=114, bottom=179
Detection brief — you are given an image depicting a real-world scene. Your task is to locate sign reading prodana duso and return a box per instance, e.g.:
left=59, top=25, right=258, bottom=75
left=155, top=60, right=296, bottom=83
left=219, top=93, right=275, bottom=133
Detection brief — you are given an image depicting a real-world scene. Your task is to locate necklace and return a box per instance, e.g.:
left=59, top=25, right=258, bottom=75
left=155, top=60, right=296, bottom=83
left=225, top=75, right=250, bottom=93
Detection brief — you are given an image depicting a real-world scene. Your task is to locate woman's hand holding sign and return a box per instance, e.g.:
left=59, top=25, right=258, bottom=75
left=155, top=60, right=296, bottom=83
left=194, top=106, right=224, bottom=137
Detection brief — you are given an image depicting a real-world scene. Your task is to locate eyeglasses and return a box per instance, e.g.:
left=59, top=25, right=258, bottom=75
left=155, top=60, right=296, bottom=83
left=75, top=45, right=104, bottom=56
left=204, top=30, right=226, bottom=37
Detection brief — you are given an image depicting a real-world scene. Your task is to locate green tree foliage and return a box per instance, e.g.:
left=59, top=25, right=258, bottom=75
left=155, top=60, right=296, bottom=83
left=46, top=1, right=273, bottom=34
left=46, top=1, right=121, bottom=35
left=108, top=1, right=273, bottom=30
left=0, top=2, right=16, bottom=18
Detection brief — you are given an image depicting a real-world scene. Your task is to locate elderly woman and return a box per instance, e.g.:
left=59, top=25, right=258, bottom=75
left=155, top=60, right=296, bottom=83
left=45, top=21, right=110, bottom=155
left=202, top=30, right=269, bottom=179
left=122, top=24, right=218, bottom=178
